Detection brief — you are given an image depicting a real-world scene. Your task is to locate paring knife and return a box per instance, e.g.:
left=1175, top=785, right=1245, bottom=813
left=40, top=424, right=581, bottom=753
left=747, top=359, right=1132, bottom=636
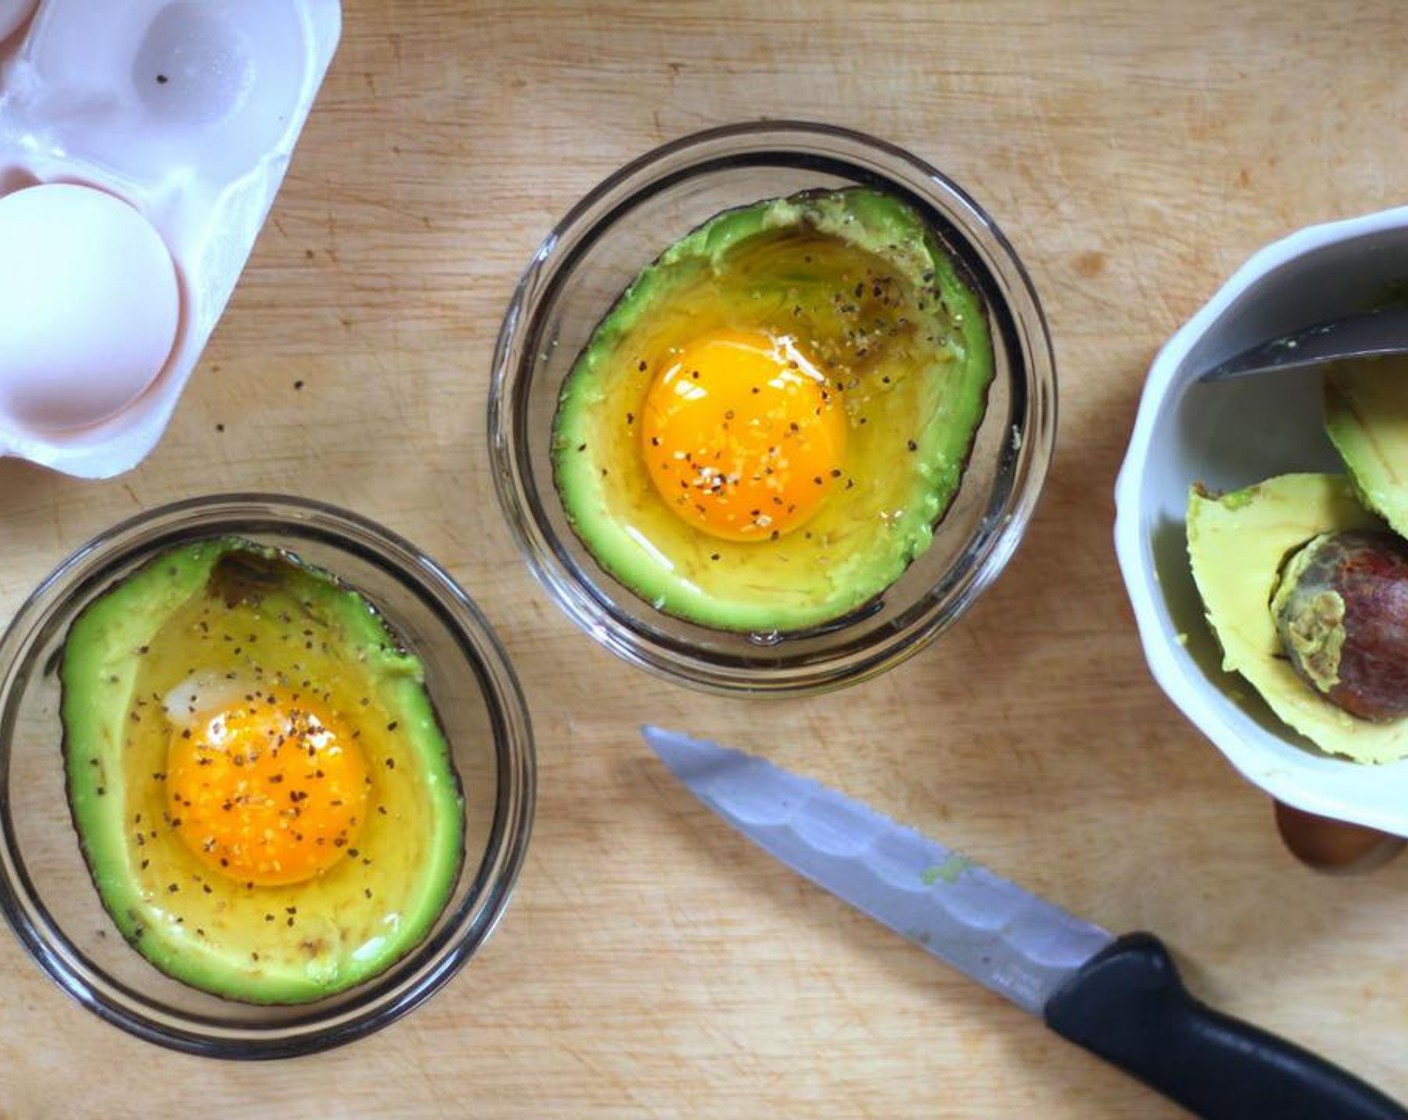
left=642, top=726, right=1407, bottom=1120
left=1196, top=306, right=1408, bottom=383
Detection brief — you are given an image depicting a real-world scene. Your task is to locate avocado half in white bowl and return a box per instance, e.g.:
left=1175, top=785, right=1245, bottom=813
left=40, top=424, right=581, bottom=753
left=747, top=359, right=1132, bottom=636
left=1114, top=203, right=1408, bottom=837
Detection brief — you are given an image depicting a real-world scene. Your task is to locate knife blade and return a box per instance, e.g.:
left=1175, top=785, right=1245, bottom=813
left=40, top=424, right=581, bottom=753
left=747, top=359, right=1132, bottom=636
left=642, top=726, right=1407, bottom=1120
left=1196, top=307, right=1408, bottom=383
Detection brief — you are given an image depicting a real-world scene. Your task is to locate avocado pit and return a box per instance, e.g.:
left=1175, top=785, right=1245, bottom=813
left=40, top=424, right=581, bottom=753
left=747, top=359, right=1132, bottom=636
left=1272, top=529, right=1408, bottom=722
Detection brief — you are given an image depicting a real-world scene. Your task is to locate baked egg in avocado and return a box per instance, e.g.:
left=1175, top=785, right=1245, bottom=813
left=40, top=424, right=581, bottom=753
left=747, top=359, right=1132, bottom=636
left=551, top=187, right=995, bottom=633
left=59, top=538, right=464, bottom=1004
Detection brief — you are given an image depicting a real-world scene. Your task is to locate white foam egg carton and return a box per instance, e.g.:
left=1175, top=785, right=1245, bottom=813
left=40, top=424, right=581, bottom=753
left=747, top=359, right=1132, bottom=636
left=0, top=0, right=340, bottom=478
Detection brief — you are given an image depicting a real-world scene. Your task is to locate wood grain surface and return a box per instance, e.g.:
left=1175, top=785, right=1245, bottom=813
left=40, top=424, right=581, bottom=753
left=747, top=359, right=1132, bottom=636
left=3, top=2, right=1408, bottom=1116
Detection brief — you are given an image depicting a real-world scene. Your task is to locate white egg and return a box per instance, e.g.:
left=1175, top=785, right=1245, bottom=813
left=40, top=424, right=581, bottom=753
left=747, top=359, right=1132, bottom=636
left=0, top=183, right=179, bottom=432
left=163, top=670, right=248, bottom=729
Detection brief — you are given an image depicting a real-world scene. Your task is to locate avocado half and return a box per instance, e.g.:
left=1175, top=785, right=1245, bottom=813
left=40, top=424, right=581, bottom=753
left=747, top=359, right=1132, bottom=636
left=60, top=538, right=465, bottom=1004
left=1186, top=473, right=1408, bottom=763
left=1325, top=356, right=1408, bottom=534
left=552, top=187, right=995, bottom=632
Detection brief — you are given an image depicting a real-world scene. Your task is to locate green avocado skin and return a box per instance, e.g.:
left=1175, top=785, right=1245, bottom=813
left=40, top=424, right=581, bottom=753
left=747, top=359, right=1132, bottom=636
left=59, top=537, right=464, bottom=1004
left=552, top=187, right=995, bottom=632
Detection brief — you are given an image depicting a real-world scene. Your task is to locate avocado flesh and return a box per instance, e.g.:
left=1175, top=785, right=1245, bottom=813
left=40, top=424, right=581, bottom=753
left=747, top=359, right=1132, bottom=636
left=552, top=187, right=994, bottom=632
left=1186, top=473, right=1408, bottom=763
left=60, top=538, right=464, bottom=1004
left=1325, top=357, right=1408, bottom=535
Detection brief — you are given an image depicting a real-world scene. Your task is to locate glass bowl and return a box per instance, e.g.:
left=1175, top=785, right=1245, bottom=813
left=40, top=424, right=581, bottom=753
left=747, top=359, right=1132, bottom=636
left=0, top=494, right=535, bottom=1057
left=490, top=120, right=1057, bottom=695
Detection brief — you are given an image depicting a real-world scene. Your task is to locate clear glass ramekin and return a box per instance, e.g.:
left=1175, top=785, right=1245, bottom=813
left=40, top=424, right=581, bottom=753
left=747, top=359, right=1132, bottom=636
left=0, top=494, right=535, bottom=1057
left=490, top=121, right=1056, bottom=695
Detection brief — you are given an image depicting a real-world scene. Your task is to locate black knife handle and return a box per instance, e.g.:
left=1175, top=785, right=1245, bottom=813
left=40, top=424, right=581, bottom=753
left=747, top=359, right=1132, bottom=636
left=1044, top=932, right=1407, bottom=1120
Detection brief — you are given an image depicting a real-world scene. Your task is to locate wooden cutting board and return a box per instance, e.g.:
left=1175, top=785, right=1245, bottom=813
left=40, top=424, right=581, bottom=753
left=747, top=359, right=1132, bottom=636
left=2, top=2, right=1407, bottom=1116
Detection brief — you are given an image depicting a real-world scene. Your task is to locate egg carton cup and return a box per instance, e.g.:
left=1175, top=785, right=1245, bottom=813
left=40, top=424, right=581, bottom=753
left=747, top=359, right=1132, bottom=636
left=0, top=0, right=340, bottom=479
left=1114, top=204, right=1408, bottom=836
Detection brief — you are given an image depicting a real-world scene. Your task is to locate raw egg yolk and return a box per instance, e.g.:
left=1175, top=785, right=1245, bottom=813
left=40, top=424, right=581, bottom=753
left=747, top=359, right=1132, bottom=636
left=640, top=330, right=846, bottom=541
left=166, top=690, right=370, bottom=887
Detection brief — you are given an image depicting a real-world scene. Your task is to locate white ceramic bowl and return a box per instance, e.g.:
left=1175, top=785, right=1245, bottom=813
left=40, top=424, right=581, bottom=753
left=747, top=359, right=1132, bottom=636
left=1114, top=205, right=1408, bottom=837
